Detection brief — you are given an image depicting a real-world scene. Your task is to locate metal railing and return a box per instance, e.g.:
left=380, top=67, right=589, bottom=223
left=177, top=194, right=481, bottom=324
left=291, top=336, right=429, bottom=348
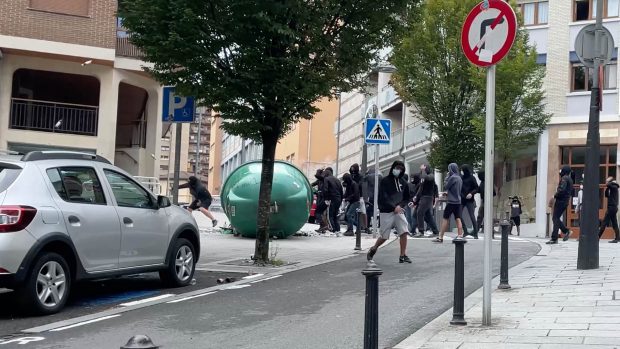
left=380, top=85, right=400, bottom=108
left=404, top=123, right=431, bottom=147
left=378, top=129, right=403, bottom=158
left=116, top=33, right=143, bottom=58
left=134, top=176, right=161, bottom=195
left=10, top=98, right=98, bottom=136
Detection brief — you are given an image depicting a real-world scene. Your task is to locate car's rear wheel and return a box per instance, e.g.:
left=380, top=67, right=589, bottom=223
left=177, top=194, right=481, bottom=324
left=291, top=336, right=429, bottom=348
left=160, top=238, right=196, bottom=287
left=20, top=252, right=71, bottom=315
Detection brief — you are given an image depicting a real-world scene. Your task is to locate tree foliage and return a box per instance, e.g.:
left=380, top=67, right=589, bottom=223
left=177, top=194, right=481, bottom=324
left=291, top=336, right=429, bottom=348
left=119, top=0, right=411, bottom=263
left=391, top=0, right=550, bottom=173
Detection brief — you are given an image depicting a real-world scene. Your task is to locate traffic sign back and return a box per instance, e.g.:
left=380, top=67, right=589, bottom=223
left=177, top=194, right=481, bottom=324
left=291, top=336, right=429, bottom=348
left=365, top=119, right=391, bottom=145
left=461, top=0, right=517, bottom=67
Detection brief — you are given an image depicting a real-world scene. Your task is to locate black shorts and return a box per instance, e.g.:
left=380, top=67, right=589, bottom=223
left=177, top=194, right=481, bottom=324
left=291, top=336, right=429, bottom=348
left=511, top=216, right=521, bottom=226
left=443, top=203, right=462, bottom=220
left=190, top=200, right=211, bottom=210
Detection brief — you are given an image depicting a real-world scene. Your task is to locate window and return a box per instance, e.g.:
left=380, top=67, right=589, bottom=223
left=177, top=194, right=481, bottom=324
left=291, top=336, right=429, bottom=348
left=520, top=2, right=548, bottom=25
left=29, top=0, right=90, bottom=16
left=574, top=0, right=620, bottom=21
left=571, top=63, right=617, bottom=91
left=47, top=167, right=106, bottom=205
left=104, top=170, right=155, bottom=209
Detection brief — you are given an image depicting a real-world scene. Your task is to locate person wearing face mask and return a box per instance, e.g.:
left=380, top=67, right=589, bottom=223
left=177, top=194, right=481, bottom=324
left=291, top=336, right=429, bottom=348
left=323, top=167, right=343, bottom=234
left=547, top=165, right=574, bottom=244
left=599, top=176, right=619, bottom=242
left=460, top=164, right=479, bottom=239
left=407, top=173, right=421, bottom=236
left=343, top=173, right=361, bottom=236
left=367, top=160, right=412, bottom=264
left=434, top=163, right=464, bottom=243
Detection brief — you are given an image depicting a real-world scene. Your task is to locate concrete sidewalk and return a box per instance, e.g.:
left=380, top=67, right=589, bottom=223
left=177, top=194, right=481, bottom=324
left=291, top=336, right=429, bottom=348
left=394, top=238, right=620, bottom=349
left=192, top=211, right=379, bottom=274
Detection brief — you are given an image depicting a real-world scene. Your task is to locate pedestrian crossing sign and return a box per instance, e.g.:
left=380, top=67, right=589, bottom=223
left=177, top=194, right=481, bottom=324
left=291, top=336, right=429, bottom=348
left=365, top=119, right=391, bottom=145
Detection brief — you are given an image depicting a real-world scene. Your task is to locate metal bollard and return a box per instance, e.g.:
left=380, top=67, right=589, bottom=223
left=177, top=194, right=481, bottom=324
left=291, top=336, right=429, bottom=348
left=450, top=238, right=467, bottom=326
left=355, top=209, right=363, bottom=251
left=499, top=218, right=512, bottom=290
left=362, top=262, right=383, bottom=349
left=121, top=335, right=159, bottom=349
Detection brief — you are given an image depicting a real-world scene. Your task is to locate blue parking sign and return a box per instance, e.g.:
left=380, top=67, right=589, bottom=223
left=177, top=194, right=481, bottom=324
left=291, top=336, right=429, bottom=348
left=162, top=87, right=195, bottom=123
left=365, top=119, right=391, bottom=145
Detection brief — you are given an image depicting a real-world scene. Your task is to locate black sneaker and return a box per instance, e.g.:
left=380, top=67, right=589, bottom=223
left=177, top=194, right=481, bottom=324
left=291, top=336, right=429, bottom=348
left=609, top=239, right=620, bottom=243
left=399, top=255, right=412, bottom=264
left=562, top=230, right=572, bottom=241
left=367, top=246, right=377, bottom=261
left=212, top=219, right=218, bottom=227
left=546, top=240, right=558, bottom=244
left=343, top=230, right=354, bottom=237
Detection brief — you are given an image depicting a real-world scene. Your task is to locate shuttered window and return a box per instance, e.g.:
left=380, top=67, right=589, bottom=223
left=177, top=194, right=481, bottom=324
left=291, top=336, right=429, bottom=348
left=29, top=0, right=90, bottom=16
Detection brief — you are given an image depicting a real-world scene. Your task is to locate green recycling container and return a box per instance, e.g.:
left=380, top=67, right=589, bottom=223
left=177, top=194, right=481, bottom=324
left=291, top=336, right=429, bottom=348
left=220, top=160, right=313, bottom=238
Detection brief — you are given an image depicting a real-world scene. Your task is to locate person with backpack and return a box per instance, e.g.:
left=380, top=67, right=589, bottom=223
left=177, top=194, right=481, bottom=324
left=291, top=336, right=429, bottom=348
left=178, top=176, right=218, bottom=227
left=599, top=176, right=619, bottom=242
left=547, top=165, right=574, bottom=244
left=366, top=160, right=412, bottom=263
left=460, top=164, right=479, bottom=239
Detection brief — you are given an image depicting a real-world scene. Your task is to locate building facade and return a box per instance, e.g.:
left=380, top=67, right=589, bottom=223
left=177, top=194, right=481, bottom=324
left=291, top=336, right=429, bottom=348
left=0, top=0, right=164, bottom=177
left=333, top=0, right=620, bottom=238
left=207, top=98, right=339, bottom=195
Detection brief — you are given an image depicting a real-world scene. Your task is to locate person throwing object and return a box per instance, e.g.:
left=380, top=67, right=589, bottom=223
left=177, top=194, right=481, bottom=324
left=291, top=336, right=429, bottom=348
left=179, top=176, right=218, bottom=227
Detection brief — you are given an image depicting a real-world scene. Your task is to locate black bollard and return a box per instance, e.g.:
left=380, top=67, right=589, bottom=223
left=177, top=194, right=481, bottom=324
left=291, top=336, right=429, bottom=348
left=499, top=219, right=512, bottom=289
left=362, top=262, right=382, bottom=349
left=450, top=238, right=467, bottom=325
left=121, top=335, right=159, bottom=349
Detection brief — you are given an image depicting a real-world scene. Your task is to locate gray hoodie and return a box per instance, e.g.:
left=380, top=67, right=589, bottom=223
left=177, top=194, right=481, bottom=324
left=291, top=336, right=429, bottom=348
left=445, top=163, right=463, bottom=205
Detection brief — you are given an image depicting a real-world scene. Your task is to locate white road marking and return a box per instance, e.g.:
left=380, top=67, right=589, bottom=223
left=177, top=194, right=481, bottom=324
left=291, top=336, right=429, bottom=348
left=49, top=315, right=121, bottom=332
left=119, top=294, right=174, bottom=307
left=225, top=284, right=251, bottom=290
left=250, top=275, right=282, bottom=284
left=242, top=273, right=264, bottom=280
left=167, top=292, right=217, bottom=304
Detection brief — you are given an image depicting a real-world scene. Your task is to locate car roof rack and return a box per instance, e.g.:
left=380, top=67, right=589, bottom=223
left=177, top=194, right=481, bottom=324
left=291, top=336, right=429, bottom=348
left=21, top=151, right=112, bottom=164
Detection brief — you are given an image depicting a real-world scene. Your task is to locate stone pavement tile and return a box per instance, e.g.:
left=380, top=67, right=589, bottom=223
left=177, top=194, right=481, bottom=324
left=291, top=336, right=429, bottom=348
left=480, top=329, right=550, bottom=337
left=517, top=323, right=588, bottom=330
left=430, top=334, right=507, bottom=343
left=549, top=330, right=620, bottom=337
left=584, top=336, right=620, bottom=345
left=555, top=317, right=620, bottom=324
left=535, top=301, right=597, bottom=307
left=540, top=345, right=618, bottom=349
left=588, top=323, right=620, bottom=330
left=458, top=343, right=537, bottom=349
left=527, top=312, right=593, bottom=318
left=594, top=311, right=620, bottom=317
left=419, top=343, right=462, bottom=349
left=506, top=336, right=583, bottom=344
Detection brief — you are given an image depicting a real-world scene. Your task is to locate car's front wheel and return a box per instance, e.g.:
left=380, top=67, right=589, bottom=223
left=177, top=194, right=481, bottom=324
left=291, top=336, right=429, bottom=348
left=160, top=238, right=196, bottom=287
left=20, top=252, right=72, bottom=315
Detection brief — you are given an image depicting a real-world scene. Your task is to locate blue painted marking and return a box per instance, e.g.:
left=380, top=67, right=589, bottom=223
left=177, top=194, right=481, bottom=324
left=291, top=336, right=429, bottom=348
left=75, top=290, right=159, bottom=307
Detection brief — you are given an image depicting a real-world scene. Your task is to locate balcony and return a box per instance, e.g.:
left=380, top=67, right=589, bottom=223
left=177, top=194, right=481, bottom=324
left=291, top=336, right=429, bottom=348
left=10, top=98, right=98, bottom=136
left=116, top=30, right=143, bottom=59
left=404, top=123, right=431, bottom=148
left=380, top=86, right=400, bottom=110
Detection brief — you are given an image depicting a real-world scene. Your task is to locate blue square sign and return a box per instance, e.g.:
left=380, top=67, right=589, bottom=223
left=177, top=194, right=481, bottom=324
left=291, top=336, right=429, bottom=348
left=162, top=87, right=195, bottom=123
left=365, top=119, right=391, bottom=145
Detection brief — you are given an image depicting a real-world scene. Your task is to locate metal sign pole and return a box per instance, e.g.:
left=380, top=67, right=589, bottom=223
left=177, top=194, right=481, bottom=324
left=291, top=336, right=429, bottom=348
left=373, top=144, right=380, bottom=239
left=172, top=123, right=183, bottom=205
left=482, top=64, right=496, bottom=326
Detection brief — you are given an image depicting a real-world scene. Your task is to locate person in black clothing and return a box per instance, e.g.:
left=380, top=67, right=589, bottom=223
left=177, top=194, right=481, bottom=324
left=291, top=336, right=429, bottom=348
left=367, top=160, right=412, bottom=263
left=413, top=170, right=440, bottom=237
left=460, top=164, right=479, bottom=239
left=547, top=165, right=573, bottom=244
left=349, top=163, right=362, bottom=184
left=509, top=196, right=523, bottom=236
left=361, top=168, right=383, bottom=230
left=311, top=169, right=328, bottom=233
left=407, top=174, right=421, bottom=235
left=179, top=176, right=217, bottom=227
left=343, top=173, right=361, bottom=236
left=599, top=177, right=619, bottom=242
left=475, top=170, right=496, bottom=236
left=323, top=167, right=343, bottom=233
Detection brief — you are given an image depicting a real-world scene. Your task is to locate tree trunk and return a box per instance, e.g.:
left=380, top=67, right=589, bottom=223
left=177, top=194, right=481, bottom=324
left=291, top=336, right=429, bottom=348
left=254, top=133, right=278, bottom=264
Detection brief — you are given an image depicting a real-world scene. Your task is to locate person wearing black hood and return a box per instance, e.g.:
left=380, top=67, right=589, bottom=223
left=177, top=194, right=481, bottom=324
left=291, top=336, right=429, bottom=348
left=178, top=176, right=217, bottom=227
left=311, top=169, right=328, bottom=233
left=475, top=170, right=496, bottom=235
left=547, top=165, right=574, bottom=244
left=323, top=167, right=343, bottom=234
left=367, top=160, right=412, bottom=263
left=434, top=163, right=464, bottom=243
left=413, top=165, right=440, bottom=237
left=343, top=173, right=361, bottom=236
left=361, top=168, right=383, bottom=229
left=599, top=176, right=619, bottom=242
left=460, top=164, right=479, bottom=239
left=407, top=173, right=421, bottom=235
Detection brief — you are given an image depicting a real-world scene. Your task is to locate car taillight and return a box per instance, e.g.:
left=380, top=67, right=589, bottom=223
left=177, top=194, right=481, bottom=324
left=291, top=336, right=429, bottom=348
left=0, top=268, right=9, bottom=274
left=0, top=206, right=37, bottom=233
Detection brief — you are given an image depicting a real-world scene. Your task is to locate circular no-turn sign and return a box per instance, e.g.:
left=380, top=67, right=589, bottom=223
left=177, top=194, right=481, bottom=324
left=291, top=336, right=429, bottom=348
left=461, top=0, right=517, bottom=67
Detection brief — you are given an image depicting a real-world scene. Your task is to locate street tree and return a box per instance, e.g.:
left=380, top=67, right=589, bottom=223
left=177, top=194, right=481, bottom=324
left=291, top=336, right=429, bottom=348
left=119, top=0, right=410, bottom=264
left=391, top=0, right=483, bottom=171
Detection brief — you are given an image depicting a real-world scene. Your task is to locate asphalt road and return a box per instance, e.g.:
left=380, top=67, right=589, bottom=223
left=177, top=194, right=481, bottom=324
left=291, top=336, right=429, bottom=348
left=12, top=237, right=540, bottom=349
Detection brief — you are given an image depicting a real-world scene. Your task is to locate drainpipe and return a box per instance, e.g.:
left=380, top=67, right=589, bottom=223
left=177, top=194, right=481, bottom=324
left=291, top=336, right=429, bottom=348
left=335, top=95, right=341, bottom=176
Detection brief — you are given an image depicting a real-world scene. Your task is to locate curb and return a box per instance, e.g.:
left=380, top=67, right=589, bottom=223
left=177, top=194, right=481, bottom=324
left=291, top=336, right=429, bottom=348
left=393, top=237, right=547, bottom=349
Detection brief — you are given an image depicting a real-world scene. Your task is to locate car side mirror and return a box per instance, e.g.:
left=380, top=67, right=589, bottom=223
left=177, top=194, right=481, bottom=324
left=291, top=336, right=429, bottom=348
left=157, top=195, right=171, bottom=208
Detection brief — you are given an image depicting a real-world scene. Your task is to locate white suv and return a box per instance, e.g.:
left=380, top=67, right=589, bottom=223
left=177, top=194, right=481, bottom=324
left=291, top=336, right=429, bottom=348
left=0, top=151, right=200, bottom=314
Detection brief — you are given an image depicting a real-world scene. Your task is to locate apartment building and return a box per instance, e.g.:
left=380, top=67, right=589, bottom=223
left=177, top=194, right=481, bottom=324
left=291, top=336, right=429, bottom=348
left=0, top=0, right=164, bottom=177
left=333, top=0, right=620, bottom=238
left=207, top=98, right=339, bottom=195
left=159, top=107, right=211, bottom=203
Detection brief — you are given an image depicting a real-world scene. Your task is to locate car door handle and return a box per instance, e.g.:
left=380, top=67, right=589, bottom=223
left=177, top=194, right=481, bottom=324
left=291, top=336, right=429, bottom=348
left=123, top=217, right=134, bottom=226
left=68, top=215, right=81, bottom=226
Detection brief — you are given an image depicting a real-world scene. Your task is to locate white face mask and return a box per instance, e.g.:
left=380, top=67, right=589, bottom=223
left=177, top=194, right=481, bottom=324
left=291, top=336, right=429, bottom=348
left=580, top=185, right=583, bottom=190
left=392, top=169, right=401, bottom=177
